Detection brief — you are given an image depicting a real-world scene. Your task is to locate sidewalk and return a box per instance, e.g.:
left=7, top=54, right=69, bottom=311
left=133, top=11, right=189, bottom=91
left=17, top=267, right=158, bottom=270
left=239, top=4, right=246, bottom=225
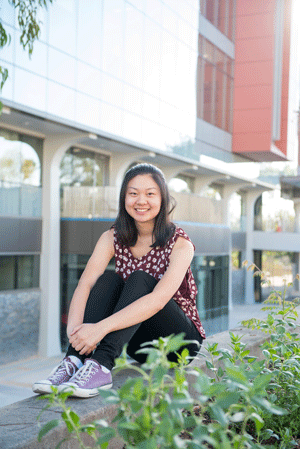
left=0, top=303, right=272, bottom=409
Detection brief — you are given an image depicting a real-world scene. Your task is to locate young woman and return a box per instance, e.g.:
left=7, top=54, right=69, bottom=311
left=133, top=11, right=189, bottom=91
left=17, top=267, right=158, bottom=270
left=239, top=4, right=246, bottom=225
left=33, top=163, right=206, bottom=398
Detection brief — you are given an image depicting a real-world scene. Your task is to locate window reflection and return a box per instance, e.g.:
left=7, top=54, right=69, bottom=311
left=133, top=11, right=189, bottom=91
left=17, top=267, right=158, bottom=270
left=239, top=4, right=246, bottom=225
left=48, top=81, right=76, bottom=121
left=200, top=0, right=236, bottom=42
left=0, top=129, right=43, bottom=217
left=77, top=0, right=102, bottom=67
left=0, top=255, right=40, bottom=290
left=14, top=68, right=46, bottom=111
left=0, top=129, right=42, bottom=186
left=60, top=148, right=109, bottom=189
left=191, top=255, right=229, bottom=336
left=124, top=4, right=144, bottom=89
left=102, top=0, right=125, bottom=77
left=49, top=0, right=76, bottom=54
left=48, top=47, right=76, bottom=88
left=197, top=36, right=234, bottom=133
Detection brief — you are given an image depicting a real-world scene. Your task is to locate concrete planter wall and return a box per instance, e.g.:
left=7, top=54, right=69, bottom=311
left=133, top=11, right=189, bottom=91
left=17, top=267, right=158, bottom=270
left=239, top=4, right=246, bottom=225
left=0, top=289, right=40, bottom=365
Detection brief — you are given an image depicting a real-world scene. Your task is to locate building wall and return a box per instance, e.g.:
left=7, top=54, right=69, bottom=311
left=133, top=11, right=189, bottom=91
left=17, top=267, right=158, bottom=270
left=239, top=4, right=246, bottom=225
left=0, top=0, right=199, bottom=159
left=232, top=0, right=297, bottom=162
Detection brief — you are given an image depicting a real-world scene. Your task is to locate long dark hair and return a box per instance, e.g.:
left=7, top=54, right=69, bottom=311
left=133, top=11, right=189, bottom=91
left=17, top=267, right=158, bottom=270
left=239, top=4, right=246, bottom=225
left=113, top=163, right=176, bottom=247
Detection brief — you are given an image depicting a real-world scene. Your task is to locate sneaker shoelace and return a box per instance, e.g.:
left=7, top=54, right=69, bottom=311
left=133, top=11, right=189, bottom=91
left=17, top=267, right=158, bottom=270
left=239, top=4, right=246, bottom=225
left=71, top=361, right=99, bottom=386
left=49, top=359, right=75, bottom=383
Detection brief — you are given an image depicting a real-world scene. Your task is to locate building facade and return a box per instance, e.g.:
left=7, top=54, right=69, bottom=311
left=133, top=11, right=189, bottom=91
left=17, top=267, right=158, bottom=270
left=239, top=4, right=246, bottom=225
left=0, top=0, right=298, bottom=360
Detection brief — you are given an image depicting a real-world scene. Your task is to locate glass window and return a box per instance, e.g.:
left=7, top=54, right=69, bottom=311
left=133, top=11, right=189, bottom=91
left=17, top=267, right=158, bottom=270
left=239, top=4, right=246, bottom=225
left=143, top=19, right=162, bottom=98
left=77, top=62, right=102, bottom=99
left=0, top=255, right=40, bottom=291
left=0, top=128, right=43, bottom=186
left=77, top=0, right=102, bottom=67
left=15, top=36, right=47, bottom=78
left=102, top=0, right=125, bottom=77
left=60, top=148, right=109, bottom=189
left=124, top=4, right=144, bottom=89
left=197, top=37, right=234, bottom=132
left=191, top=254, right=229, bottom=336
left=48, top=47, right=76, bottom=88
left=47, top=81, right=76, bottom=121
left=14, top=68, right=46, bottom=112
left=206, top=0, right=215, bottom=24
left=201, top=0, right=236, bottom=42
left=48, top=0, right=76, bottom=54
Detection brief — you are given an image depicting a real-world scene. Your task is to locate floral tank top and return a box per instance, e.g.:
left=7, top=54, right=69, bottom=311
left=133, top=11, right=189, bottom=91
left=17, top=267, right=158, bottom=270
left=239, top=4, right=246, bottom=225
left=113, top=226, right=206, bottom=339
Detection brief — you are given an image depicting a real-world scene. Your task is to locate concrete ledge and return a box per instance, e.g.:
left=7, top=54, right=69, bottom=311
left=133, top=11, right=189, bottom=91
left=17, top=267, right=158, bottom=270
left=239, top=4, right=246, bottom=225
left=0, top=325, right=277, bottom=449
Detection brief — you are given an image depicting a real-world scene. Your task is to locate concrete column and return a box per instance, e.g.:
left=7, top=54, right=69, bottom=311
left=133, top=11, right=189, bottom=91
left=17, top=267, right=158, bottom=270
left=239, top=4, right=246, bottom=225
left=163, top=165, right=190, bottom=183
left=194, top=175, right=221, bottom=195
left=109, top=152, right=142, bottom=189
left=221, top=183, right=248, bottom=227
left=293, top=200, right=300, bottom=233
left=39, top=132, right=86, bottom=357
left=242, top=190, right=265, bottom=305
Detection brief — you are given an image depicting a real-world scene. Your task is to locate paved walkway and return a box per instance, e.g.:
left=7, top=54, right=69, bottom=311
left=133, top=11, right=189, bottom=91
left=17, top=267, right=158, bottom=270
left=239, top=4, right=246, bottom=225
left=0, top=303, right=275, bottom=409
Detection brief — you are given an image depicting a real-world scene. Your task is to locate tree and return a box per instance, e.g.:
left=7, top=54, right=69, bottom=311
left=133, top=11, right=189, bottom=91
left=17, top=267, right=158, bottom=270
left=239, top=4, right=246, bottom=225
left=0, top=0, right=53, bottom=111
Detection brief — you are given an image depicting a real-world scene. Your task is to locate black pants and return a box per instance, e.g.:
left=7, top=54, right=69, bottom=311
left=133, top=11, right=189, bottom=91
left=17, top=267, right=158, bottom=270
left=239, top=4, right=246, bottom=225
left=66, top=271, right=203, bottom=370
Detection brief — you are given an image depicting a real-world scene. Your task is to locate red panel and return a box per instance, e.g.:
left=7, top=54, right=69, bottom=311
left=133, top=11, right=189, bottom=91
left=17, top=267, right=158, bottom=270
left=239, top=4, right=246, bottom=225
left=235, top=36, right=273, bottom=63
left=232, top=132, right=270, bottom=154
left=236, top=12, right=274, bottom=40
left=234, top=60, right=273, bottom=87
left=233, top=108, right=272, bottom=133
left=234, top=85, right=273, bottom=110
left=236, top=0, right=275, bottom=17
left=232, top=0, right=291, bottom=161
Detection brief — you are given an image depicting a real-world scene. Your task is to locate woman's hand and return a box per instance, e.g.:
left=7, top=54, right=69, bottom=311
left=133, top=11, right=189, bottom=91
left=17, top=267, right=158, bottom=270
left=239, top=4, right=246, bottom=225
left=69, top=323, right=106, bottom=356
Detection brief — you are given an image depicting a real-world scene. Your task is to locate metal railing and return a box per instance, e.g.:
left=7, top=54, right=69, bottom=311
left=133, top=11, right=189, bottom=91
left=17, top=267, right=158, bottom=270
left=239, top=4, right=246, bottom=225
left=0, top=181, right=42, bottom=217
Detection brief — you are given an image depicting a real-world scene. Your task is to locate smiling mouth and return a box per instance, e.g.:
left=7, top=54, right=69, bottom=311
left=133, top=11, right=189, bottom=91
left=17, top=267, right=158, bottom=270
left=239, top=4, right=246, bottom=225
left=135, top=208, right=149, bottom=212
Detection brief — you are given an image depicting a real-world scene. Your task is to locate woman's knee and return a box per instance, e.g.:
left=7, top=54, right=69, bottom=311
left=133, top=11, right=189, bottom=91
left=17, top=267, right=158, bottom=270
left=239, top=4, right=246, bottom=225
left=126, top=270, right=158, bottom=289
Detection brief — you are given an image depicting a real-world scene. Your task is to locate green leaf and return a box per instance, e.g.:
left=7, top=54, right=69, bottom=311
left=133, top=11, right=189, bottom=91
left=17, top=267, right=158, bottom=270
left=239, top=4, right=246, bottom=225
left=250, top=412, right=264, bottom=433
left=215, top=391, right=240, bottom=409
left=165, top=333, right=187, bottom=353
left=97, top=427, right=116, bottom=444
left=225, top=366, right=248, bottom=385
left=205, top=360, right=214, bottom=370
left=210, top=404, right=228, bottom=426
left=251, top=397, right=288, bottom=415
left=153, top=364, right=168, bottom=384
left=217, top=366, right=224, bottom=377
left=119, top=421, right=141, bottom=430
left=252, top=373, right=272, bottom=392
left=38, top=419, right=60, bottom=441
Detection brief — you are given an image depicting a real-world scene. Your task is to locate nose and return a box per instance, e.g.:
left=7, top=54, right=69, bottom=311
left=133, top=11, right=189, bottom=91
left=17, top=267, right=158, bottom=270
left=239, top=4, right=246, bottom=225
left=136, top=194, right=147, bottom=204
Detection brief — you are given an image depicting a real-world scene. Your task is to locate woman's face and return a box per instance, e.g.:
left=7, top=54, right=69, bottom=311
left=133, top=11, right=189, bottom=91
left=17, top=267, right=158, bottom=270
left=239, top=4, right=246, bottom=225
left=125, top=174, right=162, bottom=226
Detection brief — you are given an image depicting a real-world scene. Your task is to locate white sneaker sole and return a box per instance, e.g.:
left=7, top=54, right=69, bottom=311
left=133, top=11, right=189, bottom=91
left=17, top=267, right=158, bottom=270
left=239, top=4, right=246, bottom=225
left=32, top=382, right=57, bottom=395
left=59, top=382, right=113, bottom=398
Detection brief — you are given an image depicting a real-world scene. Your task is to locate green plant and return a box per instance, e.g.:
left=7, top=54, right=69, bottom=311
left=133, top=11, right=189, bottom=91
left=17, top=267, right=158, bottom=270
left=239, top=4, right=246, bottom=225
left=38, top=332, right=290, bottom=448
left=37, top=262, right=300, bottom=448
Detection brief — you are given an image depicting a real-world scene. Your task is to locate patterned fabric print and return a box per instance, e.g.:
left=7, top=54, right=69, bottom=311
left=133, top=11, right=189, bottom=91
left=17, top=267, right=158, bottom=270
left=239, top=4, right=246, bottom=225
left=113, top=226, right=206, bottom=339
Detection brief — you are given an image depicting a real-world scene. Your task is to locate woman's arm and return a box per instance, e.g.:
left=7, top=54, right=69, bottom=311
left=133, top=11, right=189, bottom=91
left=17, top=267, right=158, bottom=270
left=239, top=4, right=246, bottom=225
left=70, top=237, right=194, bottom=355
left=66, top=228, right=115, bottom=338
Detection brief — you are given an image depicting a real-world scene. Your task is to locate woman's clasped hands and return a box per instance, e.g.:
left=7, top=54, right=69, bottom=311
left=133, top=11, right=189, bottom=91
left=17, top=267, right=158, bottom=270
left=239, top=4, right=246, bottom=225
left=69, top=322, right=106, bottom=356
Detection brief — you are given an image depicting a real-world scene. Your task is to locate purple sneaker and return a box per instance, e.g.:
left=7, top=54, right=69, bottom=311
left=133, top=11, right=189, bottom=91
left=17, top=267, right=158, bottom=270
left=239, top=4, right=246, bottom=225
left=60, top=359, right=112, bottom=398
left=32, top=357, right=78, bottom=394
